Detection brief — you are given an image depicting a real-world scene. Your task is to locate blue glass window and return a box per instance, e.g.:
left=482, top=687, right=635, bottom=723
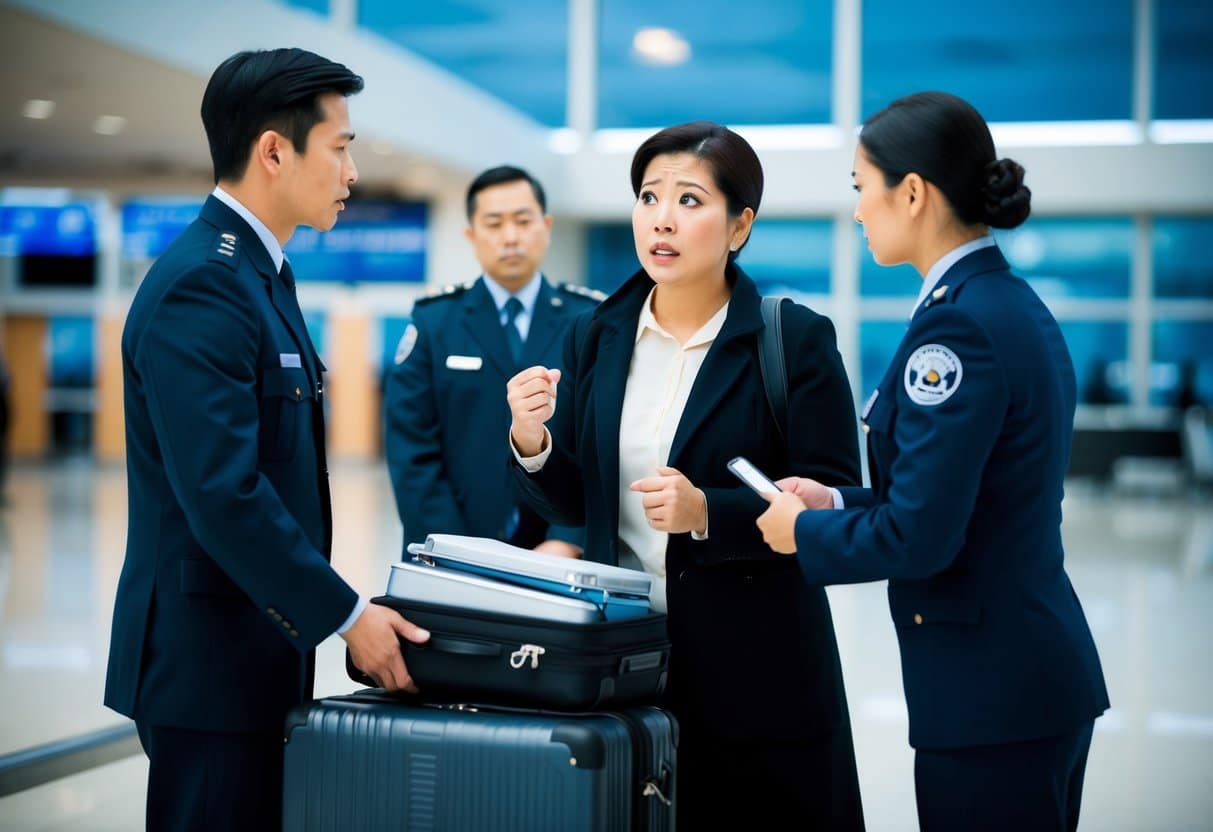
left=1154, top=0, right=1213, bottom=119
left=598, top=0, right=832, bottom=127
left=744, top=220, right=832, bottom=296
left=858, top=321, right=907, bottom=395
left=357, top=0, right=567, bottom=126
left=1063, top=321, right=1131, bottom=405
left=1152, top=321, right=1213, bottom=406
left=998, top=218, right=1134, bottom=300
left=279, top=0, right=328, bottom=14
left=858, top=226, right=918, bottom=297
left=1153, top=217, right=1213, bottom=299
left=863, top=0, right=1133, bottom=122
left=586, top=224, right=639, bottom=294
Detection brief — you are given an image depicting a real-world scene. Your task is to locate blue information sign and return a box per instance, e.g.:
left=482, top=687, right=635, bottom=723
left=121, top=199, right=204, bottom=259
left=0, top=204, right=97, bottom=256
left=285, top=201, right=427, bottom=283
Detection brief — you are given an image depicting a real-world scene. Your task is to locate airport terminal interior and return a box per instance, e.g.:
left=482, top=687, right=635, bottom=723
left=0, top=0, right=1211, bottom=828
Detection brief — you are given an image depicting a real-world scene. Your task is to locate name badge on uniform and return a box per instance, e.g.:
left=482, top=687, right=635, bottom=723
left=279, top=353, right=302, bottom=368
left=445, top=354, right=483, bottom=371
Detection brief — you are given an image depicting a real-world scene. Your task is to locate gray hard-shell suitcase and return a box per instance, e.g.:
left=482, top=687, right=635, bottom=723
left=282, top=691, right=677, bottom=832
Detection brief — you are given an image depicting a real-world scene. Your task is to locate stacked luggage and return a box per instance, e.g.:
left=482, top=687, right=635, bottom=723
left=283, top=535, right=677, bottom=831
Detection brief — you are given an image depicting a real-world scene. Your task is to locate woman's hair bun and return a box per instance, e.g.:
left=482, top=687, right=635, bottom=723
left=982, top=158, right=1031, bottom=229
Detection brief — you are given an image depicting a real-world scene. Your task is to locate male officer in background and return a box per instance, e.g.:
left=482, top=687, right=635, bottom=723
left=104, top=49, right=428, bottom=831
left=385, top=166, right=600, bottom=557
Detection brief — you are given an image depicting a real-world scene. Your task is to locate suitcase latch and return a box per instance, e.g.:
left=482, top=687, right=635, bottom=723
left=509, top=644, right=545, bottom=670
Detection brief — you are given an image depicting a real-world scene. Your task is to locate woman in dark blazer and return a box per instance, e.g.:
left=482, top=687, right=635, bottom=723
left=507, top=122, right=865, bottom=830
left=758, top=92, right=1109, bottom=832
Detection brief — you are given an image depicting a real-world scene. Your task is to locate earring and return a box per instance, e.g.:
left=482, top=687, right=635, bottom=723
left=729, top=243, right=738, bottom=252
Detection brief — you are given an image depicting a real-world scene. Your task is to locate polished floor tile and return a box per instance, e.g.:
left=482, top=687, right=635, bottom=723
left=0, top=459, right=1210, bottom=830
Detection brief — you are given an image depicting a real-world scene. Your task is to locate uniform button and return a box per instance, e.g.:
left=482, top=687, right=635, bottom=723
left=290, top=630, right=300, bottom=637
left=913, top=613, right=923, bottom=625
left=678, top=570, right=689, bottom=582
left=862, top=424, right=870, bottom=434
left=282, top=620, right=293, bottom=629
left=294, top=387, right=302, bottom=399
left=267, top=607, right=277, bottom=616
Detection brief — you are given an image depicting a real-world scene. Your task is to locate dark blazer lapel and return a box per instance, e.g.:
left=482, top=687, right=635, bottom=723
left=592, top=319, right=632, bottom=547
left=587, top=273, right=654, bottom=547
left=460, top=278, right=515, bottom=377
left=667, top=270, right=764, bottom=466
left=521, top=278, right=568, bottom=365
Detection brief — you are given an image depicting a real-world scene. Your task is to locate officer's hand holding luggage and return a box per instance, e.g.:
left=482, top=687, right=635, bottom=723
left=340, top=602, right=431, bottom=693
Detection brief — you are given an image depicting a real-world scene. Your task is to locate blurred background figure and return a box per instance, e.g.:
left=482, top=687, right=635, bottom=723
left=383, top=166, right=596, bottom=558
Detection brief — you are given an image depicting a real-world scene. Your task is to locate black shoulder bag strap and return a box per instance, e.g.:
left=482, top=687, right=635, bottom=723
left=758, top=296, right=790, bottom=441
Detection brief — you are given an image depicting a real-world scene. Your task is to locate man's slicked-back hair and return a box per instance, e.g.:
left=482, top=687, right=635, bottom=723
left=201, top=48, right=363, bottom=184
left=465, top=165, right=547, bottom=221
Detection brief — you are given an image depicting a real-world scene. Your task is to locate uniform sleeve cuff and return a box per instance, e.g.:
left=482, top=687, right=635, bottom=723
left=830, top=487, right=845, bottom=510
left=336, top=596, right=369, bottom=635
left=511, top=427, right=553, bottom=472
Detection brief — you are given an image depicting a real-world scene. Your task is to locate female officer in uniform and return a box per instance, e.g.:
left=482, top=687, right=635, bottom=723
left=507, top=122, right=865, bottom=830
left=757, top=91, right=1109, bottom=832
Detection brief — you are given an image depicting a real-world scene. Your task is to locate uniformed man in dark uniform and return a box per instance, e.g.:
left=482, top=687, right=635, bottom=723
left=384, top=166, right=600, bottom=557
left=103, top=49, right=428, bottom=832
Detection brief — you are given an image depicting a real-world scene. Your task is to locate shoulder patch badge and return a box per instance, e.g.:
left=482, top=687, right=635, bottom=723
left=903, top=343, right=963, bottom=406
left=394, top=324, right=418, bottom=365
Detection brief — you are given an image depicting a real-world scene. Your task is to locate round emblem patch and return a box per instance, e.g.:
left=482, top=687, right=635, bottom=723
left=903, top=344, right=963, bottom=406
left=394, top=324, right=418, bottom=365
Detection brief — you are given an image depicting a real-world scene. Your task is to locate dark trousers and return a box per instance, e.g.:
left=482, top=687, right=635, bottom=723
left=676, top=726, right=865, bottom=831
left=914, top=720, right=1095, bottom=832
left=136, top=721, right=283, bottom=832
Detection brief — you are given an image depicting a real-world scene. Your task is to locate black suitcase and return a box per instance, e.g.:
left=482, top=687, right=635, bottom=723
left=282, top=692, right=677, bottom=832
left=347, top=596, right=671, bottom=711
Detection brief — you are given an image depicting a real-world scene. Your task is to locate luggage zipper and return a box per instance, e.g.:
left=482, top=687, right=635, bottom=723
left=508, top=644, right=546, bottom=669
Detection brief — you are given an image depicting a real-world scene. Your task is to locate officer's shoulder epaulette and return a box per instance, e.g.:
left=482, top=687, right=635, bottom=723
left=557, top=282, right=608, bottom=303
left=207, top=230, right=241, bottom=270
left=413, top=280, right=474, bottom=306
left=918, top=282, right=960, bottom=314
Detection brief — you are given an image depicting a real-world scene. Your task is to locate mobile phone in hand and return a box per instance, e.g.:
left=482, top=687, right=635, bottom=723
left=727, top=456, right=781, bottom=495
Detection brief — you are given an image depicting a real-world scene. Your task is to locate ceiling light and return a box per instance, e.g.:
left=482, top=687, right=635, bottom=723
left=23, top=99, right=55, bottom=120
left=632, top=28, right=690, bottom=66
left=93, top=115, right=127, bottom=136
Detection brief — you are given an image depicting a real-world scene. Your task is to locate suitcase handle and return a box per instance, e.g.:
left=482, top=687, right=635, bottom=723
left=619, top=650, right=664, bottom=674
left=426, top=636, right=502, bottom=658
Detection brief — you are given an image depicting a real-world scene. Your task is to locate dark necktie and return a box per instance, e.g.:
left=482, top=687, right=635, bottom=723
left=503, top=296, right=524, bottom=363
left=280, top=259, right=296, bottom=292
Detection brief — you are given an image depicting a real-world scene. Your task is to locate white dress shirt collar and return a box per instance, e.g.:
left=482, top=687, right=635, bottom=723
left=211, top=186, right=286, bottom=273
left=482, top=272, right=542, bottom=316
left=912, top=235, right=996, bottom=318
left=634, top=286, right=729, bottom=348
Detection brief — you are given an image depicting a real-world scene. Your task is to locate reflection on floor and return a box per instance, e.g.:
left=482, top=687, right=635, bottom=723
left=0, top=459, right=1211, bottom=831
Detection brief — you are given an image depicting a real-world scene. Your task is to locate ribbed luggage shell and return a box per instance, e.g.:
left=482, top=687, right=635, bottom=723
left=282, top=694, right=676, bottom=832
